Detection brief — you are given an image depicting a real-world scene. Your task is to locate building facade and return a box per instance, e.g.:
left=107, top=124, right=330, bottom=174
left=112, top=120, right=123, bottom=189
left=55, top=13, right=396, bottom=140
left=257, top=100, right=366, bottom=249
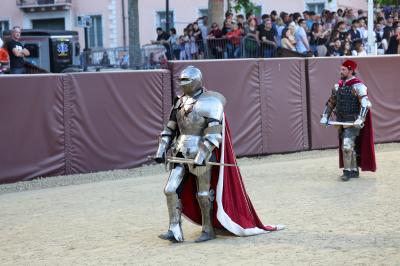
left=0, top=0, right=367, bottom=49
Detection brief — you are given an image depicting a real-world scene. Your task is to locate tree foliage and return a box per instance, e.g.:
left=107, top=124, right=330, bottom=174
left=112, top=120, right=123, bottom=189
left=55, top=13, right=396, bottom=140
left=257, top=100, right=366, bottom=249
left=231, top=0, right=256, bottom=13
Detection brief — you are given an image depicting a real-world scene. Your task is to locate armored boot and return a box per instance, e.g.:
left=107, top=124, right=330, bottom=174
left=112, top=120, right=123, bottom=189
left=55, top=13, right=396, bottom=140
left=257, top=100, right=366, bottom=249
left=195, top=190, right=216, bottom=243
left=160, top=195, right=184, bottom=243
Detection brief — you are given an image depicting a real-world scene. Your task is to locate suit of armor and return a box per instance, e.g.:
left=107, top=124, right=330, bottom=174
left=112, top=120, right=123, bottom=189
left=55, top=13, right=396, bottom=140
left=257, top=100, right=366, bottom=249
left=320, top=76, right=371, bottom=181
left=154, top=66, right=225, bottom=242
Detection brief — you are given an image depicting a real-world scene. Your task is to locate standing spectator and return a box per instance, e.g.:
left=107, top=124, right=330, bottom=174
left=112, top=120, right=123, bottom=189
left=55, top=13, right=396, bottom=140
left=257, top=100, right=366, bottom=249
left=303, top=11, right=313, bottom=31
left=100, top=51, right=110, bottom=66
left=244, top=17, right=259, bottom=57
left=226, top=22, right=242, bottom=58
left=197, top=16, right=208, bottom=41
left=288, top=23, right=297, bottom=47
left=259, top=18, right=277, bottom=58
left=207, top=23, right=224, bottom=59
left=295, top=19, right=310, bottom=55
left=7, top=26, right=30, bottom=74
left=168, top=28, right=180, bottom=60
left=152, top=27, right=171, bottom=59
left=280, top=28, right=296, bottom=51
left=258, top=14, right=271, bottom=32
left=188, top=29, right=198, bottom=59
left=222, top=18, right=233, bottom=36
left=386, top=25, right=400, bottom=54
left=275, top=17, right=286, bottom=47
left=193, top=22, right=204, bottom=58
left=280, top=11, right=291, bottom=26
left=0, top=37, right=10, bottom=74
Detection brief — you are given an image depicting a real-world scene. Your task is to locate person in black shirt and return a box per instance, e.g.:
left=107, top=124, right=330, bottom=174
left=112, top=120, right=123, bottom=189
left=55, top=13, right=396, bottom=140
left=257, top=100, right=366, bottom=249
left=259, top=18, right=277, bottom=58
left=152, top=27, right=171, bottom=60
left=7, top=26, right=30, bottom=74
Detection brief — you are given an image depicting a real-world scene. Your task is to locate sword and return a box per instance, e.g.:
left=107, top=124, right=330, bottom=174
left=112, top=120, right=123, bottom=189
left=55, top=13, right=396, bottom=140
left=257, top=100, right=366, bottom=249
left=148, top=156, right=238, bottom=167
left=327, top=121, right=355, bottom=126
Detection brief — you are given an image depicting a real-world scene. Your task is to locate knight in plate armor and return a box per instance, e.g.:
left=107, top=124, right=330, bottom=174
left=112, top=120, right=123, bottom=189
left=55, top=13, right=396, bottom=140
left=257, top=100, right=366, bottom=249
left=154, top=66, right=284, bottom=243
left=320, top=60, right=376, bottom=181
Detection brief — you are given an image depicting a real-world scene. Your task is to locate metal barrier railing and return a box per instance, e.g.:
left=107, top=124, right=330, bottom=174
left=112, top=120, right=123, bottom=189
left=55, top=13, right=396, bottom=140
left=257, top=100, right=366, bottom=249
left=81, top=36, right=293, bottom=70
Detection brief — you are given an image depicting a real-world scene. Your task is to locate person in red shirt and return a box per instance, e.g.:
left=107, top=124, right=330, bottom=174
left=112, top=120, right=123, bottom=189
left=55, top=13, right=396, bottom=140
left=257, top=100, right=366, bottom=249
left=0, top=37, right=10, bottom=74
left=226, top=23, right=243, bottom=58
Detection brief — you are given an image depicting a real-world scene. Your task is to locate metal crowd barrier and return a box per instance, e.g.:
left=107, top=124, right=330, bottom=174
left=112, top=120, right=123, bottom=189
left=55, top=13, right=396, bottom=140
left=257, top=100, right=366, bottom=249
left=82, top=36, right=298, bottom=70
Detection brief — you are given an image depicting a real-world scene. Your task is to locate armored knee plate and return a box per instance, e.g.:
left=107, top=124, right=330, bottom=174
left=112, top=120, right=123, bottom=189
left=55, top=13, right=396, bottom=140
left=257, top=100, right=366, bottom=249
left=342, top=137, right=355, bottom=171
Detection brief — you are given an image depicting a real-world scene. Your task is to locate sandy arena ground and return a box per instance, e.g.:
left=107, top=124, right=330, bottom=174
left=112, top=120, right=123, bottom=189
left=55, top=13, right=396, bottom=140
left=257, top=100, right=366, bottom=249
left=1, top=143, right=400, bottom=266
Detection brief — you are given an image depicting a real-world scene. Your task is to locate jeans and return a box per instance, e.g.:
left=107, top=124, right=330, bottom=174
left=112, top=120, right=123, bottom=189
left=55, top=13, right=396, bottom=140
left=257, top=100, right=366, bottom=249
left=11, top=67, right=26, bottom=74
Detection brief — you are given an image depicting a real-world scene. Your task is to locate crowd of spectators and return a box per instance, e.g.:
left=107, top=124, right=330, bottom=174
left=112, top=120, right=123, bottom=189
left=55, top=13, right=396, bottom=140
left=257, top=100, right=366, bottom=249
left=151, top=7, right=400, bottom=60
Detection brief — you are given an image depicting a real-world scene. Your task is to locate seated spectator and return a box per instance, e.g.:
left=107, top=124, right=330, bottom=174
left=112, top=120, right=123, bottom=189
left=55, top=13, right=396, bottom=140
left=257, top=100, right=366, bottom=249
left=327, top=38, right=344, bottom=56
left=378, top=30, right=392, bottom=54
left=348, top=19, right=361, bottom=43
left=386, top=25, right=400, bottom=54
left=281, top=28, right=296, bottom=51
left=309, top=23, right=330, bottom=56
left=351, top=39, right=367, bottom=56
left=342, top=41, right=352, bottom=56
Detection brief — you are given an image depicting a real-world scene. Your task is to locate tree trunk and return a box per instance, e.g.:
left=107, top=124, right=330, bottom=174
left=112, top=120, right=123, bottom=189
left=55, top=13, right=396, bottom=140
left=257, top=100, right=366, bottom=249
left=128, top=0, right=141, bottom=68
left=208, top=0, right=225, bottom=29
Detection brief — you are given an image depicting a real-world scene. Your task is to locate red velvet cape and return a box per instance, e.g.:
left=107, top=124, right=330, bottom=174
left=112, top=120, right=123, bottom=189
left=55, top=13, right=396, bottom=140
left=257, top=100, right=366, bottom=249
left=337, top=78, right=377, bottom=172
left=180, top=115, right=279, bottom=236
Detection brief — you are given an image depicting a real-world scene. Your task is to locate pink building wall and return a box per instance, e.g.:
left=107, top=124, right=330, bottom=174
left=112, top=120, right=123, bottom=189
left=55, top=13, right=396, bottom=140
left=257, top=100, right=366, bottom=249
left=0, top=0, right=369, bottom=49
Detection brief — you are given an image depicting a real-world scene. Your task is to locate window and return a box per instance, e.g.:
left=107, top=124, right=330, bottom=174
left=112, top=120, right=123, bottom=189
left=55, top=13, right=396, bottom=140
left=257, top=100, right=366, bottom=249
left=156, top=11, right=174, bottom=31
left=88, top=15, right=103, bottom=48
left=307, top=3, right=325, bottom=15
left=0, top=20, right=10, bottom=35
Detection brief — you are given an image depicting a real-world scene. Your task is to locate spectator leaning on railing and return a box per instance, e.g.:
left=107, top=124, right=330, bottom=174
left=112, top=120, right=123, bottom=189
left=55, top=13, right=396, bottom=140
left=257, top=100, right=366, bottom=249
left=259, top=18, right=277, bottom=58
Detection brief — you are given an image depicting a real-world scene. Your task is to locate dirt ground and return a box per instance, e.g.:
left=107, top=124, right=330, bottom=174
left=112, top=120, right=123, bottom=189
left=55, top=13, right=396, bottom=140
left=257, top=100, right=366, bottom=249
left=1, top=143, right=400, bottom=266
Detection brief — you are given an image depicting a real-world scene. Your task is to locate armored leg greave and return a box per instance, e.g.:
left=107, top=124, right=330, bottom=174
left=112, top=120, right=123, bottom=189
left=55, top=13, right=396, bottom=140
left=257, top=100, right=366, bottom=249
left=163, top=165, right=185, bottom=242
left=192, top=166, right=216, bottom=242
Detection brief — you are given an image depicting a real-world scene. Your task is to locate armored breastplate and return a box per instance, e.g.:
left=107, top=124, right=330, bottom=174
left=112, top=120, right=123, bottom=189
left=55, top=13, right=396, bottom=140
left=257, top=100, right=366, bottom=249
left=336, top=85, right=360, bottom=122
left=174, top=95, right=207, bottom=158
